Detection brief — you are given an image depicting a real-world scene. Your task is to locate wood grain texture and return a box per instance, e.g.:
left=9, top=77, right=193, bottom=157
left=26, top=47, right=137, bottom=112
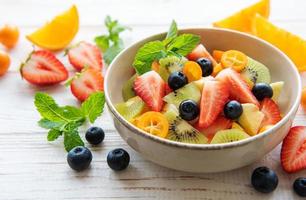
left=0, top=0, right=306, bottom=199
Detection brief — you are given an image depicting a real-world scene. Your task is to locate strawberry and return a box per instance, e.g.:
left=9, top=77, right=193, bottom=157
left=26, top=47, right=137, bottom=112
left=216, top=68, right=259, bottom=107
left=186, top=44, right=217, bottom=66
left=165, top=83, right=173, bottom=95
left=198, top=80, right=229, bottom=128
left=70, top=68, right=104, bottom=102
left=281, top=126, right=306, bottom=173
left=134, top=70, right=165, bottom=112
left=195, top=116, right=232, bottom=141
left=20, top=50, right=68, bottom=85
left=67, top=41, right=103, bottom=71
left=260, top=98, right=282, bottom=127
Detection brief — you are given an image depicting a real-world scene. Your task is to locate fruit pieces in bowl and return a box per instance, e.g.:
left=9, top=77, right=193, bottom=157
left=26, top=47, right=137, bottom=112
left=115, top=25, right=284, bottom=145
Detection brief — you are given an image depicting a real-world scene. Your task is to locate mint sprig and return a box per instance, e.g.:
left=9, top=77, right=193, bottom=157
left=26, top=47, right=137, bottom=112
left=132, top=20, right=200, bottom=75
left=35, top=92, right=105, bottom=151
left=94, top=16, right=130, bottom=65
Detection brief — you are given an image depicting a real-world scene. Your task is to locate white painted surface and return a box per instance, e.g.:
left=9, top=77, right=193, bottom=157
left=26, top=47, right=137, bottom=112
left=0, top=0, right=305, bottom=199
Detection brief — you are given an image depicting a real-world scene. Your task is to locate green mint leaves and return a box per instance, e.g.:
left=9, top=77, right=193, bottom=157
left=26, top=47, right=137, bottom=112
left=132, top=20, right=200, bottom=75
left=35, top=92, right=105, bottom=152
left=94, top=16, right=130, bottom=65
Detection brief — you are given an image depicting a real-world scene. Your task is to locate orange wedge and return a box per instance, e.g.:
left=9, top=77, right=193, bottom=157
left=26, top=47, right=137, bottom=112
left=27, top=5, right=79, bottom=51
left=253, top=14, right=306, bottom=72
left=213, top=0, right=270, bottom=33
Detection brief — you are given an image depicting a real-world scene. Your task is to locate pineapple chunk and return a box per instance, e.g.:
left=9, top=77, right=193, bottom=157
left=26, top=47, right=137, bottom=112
left=270, top=81, right=284, bottom=102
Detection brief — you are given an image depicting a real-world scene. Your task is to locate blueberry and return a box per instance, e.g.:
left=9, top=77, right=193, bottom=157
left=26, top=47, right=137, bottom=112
left=67, top=146, right=92, bottom=171
left=251, top=166, right=278, bottom=193
left=107, top=148, right=130, bottom=171
left=224, top=100, right=243, bottom=120
left=293, top=177, right=306, bottom=197
left=252, top=83, right=273, bottom=101
left=179, top=100, right=199, bottom=121
left=85, top=126, right=105, bottom=145
left=168, top=71, right=188, bottom=90
left=196, top=58, right=213, bottom=77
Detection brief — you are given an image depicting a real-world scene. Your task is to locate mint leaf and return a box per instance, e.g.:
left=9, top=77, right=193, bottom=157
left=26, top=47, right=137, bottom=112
left=61, top=106, right=85, bottom=121
left=94, top=35, right=109, bottom=52
left=64, top=129, right=84, bottom=152
left=34, top=93, right=70, bottom=122
left=38, top=118, right=65, bottom=129
left=133, top=41, right=167, bottom=74
left=81, top=92, right=105, bottom=123
left=47, top=129, right=62, bottom=141
left=166, top=20, right=178, bottom=39
left=104, top=43, right=123, bottom=65
left=167, top=34, right=200, bottom=56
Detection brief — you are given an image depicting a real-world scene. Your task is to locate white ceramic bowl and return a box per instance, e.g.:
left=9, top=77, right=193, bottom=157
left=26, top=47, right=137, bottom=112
left=105, top=28, right=301, bottom=173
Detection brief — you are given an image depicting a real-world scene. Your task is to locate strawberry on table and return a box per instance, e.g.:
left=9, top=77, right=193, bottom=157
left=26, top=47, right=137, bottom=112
left=134, top=70, right=165, bottom=112
left=216, top=68, right=259, bottom=106
left=281, top=126, right=306, bottom=173
left=198, top=80, right=229, bottom=128
left=20, top=50, right=68, bottom=85
left=260, top=98, right=282, bottom=127
left=70, top=68, right=104, bottom=102
left=67, top=41, right=103, bottom=71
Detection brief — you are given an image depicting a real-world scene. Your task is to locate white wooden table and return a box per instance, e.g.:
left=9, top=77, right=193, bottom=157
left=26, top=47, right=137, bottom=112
left=0, top=0, right=306, bottom=199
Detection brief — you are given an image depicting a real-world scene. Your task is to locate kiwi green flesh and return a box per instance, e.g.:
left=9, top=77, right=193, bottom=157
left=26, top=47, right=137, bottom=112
left=163, top=83, right=201, bottom=108
left=210, top=129, right=250, bottom=144
left=115, top=96, right=145, bottom=121
left=167, top=118, right=208, bottom=144
left=241, top=57, right=271, bottom=84
left=122, top=74, right=137, bottom=101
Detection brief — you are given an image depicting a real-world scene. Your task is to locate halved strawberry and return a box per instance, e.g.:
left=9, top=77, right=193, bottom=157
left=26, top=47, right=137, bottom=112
left=260, top=98, right=282, bottom=127
left=134, top=71, right=165, bottom=112
left=186, top=44, right=217, bottom=66
left=216, top=68, right=259, bottom=106
left=198, top=80, right=229, bottom=128
left=20, top=50, right=68, bottom=86
left=195, top=116, right=232, bottom=141
left=70, top=68, right=104, bottom=102
left=67, top=41, right=103, bottom=71
left=165, top=83, right=173, bottom=95
left=281, top=126, right=306, bottom=173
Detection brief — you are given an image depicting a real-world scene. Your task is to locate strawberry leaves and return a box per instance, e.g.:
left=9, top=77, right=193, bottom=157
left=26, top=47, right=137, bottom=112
left=35, top=92, right=105, bottom=151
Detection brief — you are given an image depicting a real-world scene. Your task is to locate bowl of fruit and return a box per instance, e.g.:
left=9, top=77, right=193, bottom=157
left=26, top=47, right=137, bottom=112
left=104, top=25, right=301, bottom=173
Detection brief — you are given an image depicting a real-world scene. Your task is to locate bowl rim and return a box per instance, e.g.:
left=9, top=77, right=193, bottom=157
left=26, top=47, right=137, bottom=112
left=105, top=27, right=302, bottom=150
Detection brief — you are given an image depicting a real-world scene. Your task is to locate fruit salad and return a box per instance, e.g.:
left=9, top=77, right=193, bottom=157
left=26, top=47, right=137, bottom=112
left=115, top=24, right=284, bottom=145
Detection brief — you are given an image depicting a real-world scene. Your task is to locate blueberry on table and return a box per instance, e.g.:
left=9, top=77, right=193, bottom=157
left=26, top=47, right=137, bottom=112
left=293, top=177, right=306, bottom=197
left=168, top=71, right=188, bottom=90
left=252, top=83, right=273, bottom=101
left=85, top=126, right=105, bottom=145
left=196, top=58, right=213, bottom=77
left=251, top=166, right=278, bottom=193
left=224, top=100, right=243, bottom=120
left=67, top=146, right=92, bottom=171
left=179, top=99, right=199, bottom=121
left=107, top=148, right=130, bottom=171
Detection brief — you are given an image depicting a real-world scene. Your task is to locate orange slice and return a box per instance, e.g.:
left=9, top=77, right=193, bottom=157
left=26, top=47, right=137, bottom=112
left=221, top=50, right=248, bottom=72
left=213, top=0, right=270, bottom=33
left=183, top=61, right=202, bottom=82
left=253, top=14, right=306, bottom=72
left=136, top=111, right=169, bottom=138
left=26, top=5, right=79, bottom=51
left=212, top=50, right=224, bottom=63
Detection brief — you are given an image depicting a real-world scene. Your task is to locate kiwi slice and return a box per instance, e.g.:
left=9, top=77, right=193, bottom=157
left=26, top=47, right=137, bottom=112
left=163, top=83, right=201, bottom=108
left=163, top=104, right=208, bottom=144
left=122, top=74, right=137, bottom=101
left=210, top=129, right=250, bottom=144
left=241, top=57, right=271, bottom=84
left=115, top=96, right=145, bottom=121
left=159, top=56, right=187, bottom=72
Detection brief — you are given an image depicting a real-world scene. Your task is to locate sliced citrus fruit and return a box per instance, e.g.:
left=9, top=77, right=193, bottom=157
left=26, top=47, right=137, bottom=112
left=136, top=111, right=169, bottom=138
left=212, top=50, right=224, bottom=63
left=221, top=50, right=248, bottom=72
left=213, top=0, right=270, bottom=33
left=253, top=14, right=306, bottom=72
left=212, top=63, right=223, bottom=77
left=26, top=5, right=79, bottom=51
left=183, top=61, right=202, bottom=82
